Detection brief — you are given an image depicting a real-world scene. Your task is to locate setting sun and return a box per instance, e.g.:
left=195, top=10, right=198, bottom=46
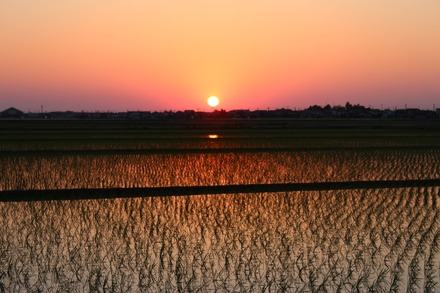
left=207, top=96, right=220, bottom=107
left=1, top=2, right=440, bottom=111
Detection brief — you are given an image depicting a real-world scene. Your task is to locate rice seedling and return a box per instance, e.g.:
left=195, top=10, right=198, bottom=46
left=0, top=187, right=438, bottom=292
left=1, top=121, right=439, bottom=291
left=1, top=150, right=439, bottom=191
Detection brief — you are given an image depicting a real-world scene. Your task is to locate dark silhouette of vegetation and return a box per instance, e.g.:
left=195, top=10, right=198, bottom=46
left=2, top=102, right=439, bottom=120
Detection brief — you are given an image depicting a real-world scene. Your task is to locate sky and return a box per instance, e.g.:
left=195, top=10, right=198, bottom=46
left=1, top=1, right=440, bottom=112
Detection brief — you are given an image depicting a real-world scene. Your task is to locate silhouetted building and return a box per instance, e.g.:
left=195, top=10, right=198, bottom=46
left=1, top=107, right=24, bottom=118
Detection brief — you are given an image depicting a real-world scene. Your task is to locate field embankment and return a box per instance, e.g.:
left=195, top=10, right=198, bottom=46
left=1, top=179, right=440, bottom=202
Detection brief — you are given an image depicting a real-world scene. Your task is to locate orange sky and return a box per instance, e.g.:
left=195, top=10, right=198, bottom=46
left=1, top=1, right=439, bottom=111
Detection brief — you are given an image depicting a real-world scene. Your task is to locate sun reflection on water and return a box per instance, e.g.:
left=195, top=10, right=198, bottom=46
left=207, top=134, right=219, bottom=139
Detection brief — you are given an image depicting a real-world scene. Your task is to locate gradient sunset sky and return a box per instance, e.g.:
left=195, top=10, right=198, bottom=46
left=1, top=1, right=439, bottom=112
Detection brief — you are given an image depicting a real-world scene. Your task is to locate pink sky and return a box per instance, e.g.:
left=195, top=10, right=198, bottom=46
left=1, top=1, right=439, bottom=112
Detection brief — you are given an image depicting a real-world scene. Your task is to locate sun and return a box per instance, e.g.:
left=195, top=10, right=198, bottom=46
left=207, top=96, right=220, bottom=107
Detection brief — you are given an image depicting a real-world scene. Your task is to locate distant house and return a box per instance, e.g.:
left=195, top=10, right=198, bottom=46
left=0, top=107, right=24, bottom=118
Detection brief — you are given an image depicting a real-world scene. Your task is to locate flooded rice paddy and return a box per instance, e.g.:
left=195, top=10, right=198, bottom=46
left=1, top=150, right=440, bottom=191
left=1, top=121, right=440, bottom=292
left=0, top=188, right=439, bottom=292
